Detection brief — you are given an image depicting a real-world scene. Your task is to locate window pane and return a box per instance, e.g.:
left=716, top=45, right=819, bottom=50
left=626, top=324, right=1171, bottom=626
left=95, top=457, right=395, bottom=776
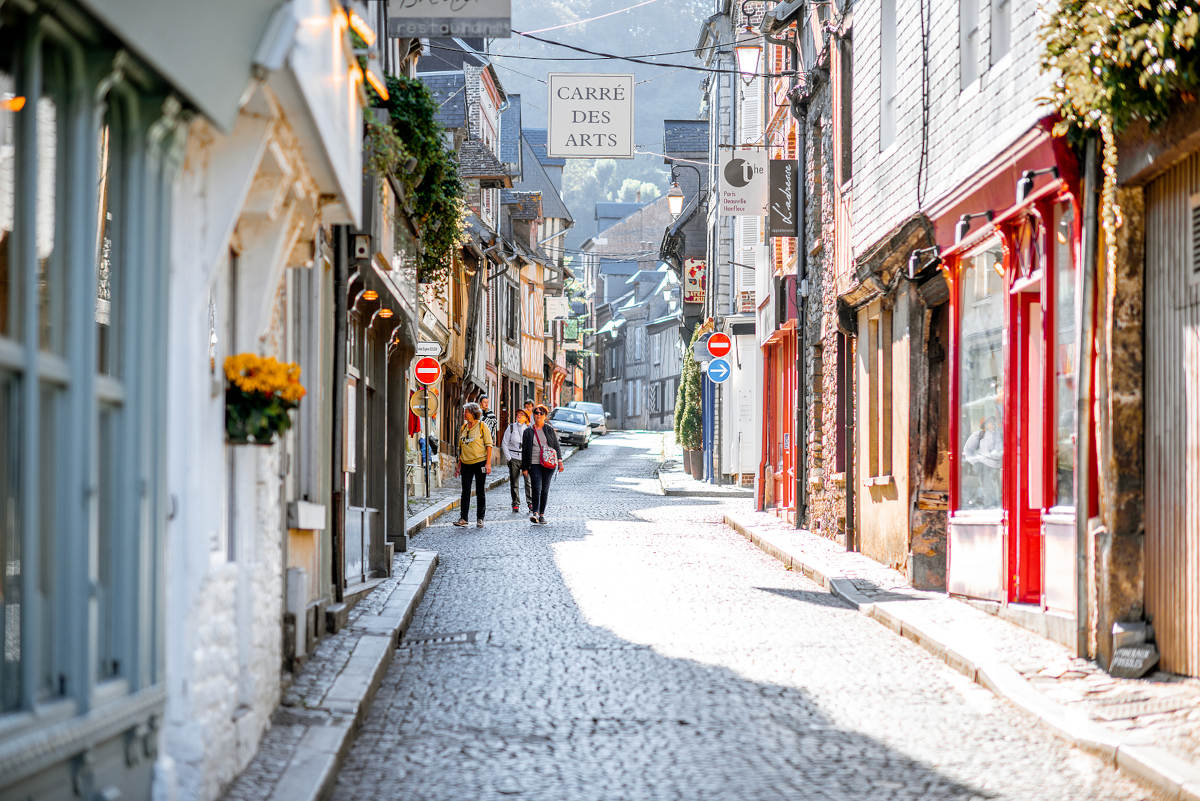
left=36, top=62, right=63, bottom=354
left=1054, top=203, right=1077, bottom=507
left=958, top=242, right=1005, bottom=511
left=0, top=371, right=21, bottom=711
left=96, top=404, right=119, bottom=679
left=0, top=58, right=17, bottom=340
left=96, top=117, right=121, bottom=377
left=37, top=382, right=61, bottom=699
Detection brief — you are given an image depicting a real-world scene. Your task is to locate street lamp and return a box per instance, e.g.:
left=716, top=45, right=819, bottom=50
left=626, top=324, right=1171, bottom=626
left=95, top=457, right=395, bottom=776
left=667, top=181, right=685, bottom=219
left=735, top=0, right=761, bottom=83
left=667, top=163, right=703, bottom=221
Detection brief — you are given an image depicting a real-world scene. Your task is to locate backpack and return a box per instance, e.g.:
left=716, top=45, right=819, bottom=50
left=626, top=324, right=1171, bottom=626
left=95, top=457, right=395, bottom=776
left=535, top=427, right=558, bottom=469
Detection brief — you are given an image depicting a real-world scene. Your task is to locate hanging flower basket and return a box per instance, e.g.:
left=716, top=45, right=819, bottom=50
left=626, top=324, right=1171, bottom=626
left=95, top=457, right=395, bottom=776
left=224, top=353, right=306, bottom=445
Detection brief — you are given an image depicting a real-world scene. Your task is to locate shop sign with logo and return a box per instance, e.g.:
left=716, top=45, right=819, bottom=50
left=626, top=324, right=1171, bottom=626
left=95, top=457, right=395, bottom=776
left=683, top=259, right=706, bottom=304
left=768, top=159, right=798, bottom=238
left=388, top=0, right=511, bottom=37
left=547, top=73, right=634, bottom=159
left=719, top=148, right=767, bottom=215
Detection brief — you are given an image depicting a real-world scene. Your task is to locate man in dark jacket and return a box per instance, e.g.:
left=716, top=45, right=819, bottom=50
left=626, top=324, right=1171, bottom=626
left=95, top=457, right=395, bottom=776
left=521, top=404, right=565, bottom=525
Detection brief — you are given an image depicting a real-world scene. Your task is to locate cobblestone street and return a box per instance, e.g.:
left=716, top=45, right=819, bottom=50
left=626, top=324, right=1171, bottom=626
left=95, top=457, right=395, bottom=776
left=329, top=432, right=1155, bottom=801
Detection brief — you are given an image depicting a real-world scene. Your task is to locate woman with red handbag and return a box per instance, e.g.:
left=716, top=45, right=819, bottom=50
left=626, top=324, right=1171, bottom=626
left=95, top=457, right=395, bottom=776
left=520, top=404, right=564, bottom=525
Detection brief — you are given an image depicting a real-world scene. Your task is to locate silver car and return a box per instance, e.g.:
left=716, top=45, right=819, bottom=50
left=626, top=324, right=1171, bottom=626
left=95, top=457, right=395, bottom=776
left=549, top=407, right=592, bottom=448
left=568, top=401, right=609, bottom=435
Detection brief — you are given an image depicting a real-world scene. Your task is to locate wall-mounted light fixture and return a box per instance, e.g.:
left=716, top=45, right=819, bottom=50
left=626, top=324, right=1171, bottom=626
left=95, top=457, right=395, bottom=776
left=1, top=95, right=25, bottom=111
left=666, top=181, right=685, bottom=219
left=378, top=307, right=394, bottom=319
left=1016, top=166, right=1060, bottom=204
left=955, top=210, right=995, bottom=243
left=365, top=67, right=388, bottom=99
left=362, top=289, right=379, bottom=301
left=735, top=1, right=762, bottom=84
left=906, top=246, right=941, bottom=280
left=347, top=9, right=376, bottom=46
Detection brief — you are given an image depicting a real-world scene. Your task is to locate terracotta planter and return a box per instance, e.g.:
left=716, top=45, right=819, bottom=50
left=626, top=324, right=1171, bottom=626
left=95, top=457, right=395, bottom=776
left=687, top=449, right=705, bottom=480
left=681, top=448, right=695, bottom=474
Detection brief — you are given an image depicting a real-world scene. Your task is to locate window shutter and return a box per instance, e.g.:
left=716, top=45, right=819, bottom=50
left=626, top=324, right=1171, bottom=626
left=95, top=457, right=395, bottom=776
left=1191, top=193, right=1200, bottom=281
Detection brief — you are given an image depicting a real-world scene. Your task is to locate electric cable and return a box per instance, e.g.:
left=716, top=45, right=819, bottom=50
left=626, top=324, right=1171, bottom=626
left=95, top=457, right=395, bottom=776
left=511, top=29, right=795, bottom=78
left=522, top=0, right=664, bottom=34
left=429, top=35, right=762, bottom=63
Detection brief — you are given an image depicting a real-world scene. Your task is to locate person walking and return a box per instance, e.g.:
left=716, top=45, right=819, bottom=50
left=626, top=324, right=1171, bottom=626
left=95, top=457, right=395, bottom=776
left=501, top=409, right=532, bottom=513
left=479, top=395, right=499, bottom=442
left=521, top=404, right=564, bottom=525
left=454, top=401, right=493, bottom=528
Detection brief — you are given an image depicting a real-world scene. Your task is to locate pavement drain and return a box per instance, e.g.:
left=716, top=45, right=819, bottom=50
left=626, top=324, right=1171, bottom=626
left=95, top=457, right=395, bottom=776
left=1090, top=696, right=1192, bottom=721
left=401, top=631, right=482, bottom=647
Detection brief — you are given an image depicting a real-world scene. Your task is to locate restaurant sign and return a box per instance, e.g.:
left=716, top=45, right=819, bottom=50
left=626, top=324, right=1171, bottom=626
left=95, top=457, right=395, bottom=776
left=767, top=159, right=798, bottom=238
left=388, top=0, right=511, bottom=38
left=547, top=73, right=635, bottom=159
left=683, top=259, right=706, bottom=304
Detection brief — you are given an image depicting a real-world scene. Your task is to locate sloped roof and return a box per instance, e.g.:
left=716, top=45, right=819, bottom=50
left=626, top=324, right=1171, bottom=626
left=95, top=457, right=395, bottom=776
left=664, top=119, right=709, bottom=154
left=515, top=135, right=571, bottom=221
left=457, top=138, right=511, bottom=183
left=501, top=190, right=542, bottom=220
left=521, top=128, right=565, bottom=168
left=500, top=94, right=523, bottom=173
left=594, top=201, right=644, bottom=224
left=420, top=72, right=467, bottom=130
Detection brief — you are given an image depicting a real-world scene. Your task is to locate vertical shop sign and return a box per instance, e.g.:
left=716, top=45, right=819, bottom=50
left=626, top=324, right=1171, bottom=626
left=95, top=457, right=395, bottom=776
left=768, top=159, right=798, bottom=238
left=683, top=259, right=706, bottom=304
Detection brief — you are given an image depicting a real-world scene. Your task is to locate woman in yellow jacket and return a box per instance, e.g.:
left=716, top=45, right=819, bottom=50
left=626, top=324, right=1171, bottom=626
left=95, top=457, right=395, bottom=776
left=454, top=401, right=493, bottom=528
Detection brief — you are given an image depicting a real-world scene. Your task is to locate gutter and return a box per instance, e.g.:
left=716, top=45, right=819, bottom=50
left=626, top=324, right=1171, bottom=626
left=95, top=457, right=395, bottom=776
left=1075, top=136, right=1100, bottom=658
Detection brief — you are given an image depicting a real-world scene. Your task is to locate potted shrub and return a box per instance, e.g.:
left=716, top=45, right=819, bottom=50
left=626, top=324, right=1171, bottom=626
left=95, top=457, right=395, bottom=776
left=674, top=323, right=705, bottom=479
left=224, top=353, right=306, bottom=445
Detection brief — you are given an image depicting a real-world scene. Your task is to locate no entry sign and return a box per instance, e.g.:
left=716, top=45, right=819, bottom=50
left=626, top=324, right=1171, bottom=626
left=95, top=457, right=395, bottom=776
left=707, top=332, right=732, bottom=359
left=414, top=357, right=442, bottom=386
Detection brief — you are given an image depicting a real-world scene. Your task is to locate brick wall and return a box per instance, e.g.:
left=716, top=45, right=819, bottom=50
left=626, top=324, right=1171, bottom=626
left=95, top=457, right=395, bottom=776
left=851, top=0, right=1054, bottom=255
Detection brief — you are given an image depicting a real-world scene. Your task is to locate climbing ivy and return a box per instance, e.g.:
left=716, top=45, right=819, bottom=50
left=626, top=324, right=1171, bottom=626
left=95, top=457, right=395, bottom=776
left=366, top=74, right=468, bottom=287
left=1041, top=0, right=1200, bottom=270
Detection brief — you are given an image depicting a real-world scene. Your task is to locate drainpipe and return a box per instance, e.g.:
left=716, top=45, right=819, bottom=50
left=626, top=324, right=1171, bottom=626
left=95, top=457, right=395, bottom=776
left=330, top=226, right=348, bottom=603
left=766, top=26, right=808, bottom=527
left=1075, top=135, right=1100, bottom=658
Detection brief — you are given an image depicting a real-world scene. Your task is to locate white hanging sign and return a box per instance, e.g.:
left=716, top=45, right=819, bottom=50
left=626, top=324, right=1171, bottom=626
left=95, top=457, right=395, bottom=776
left=547, top=73, right=635, bottom=159
left=719, top=148, right=767, bottom=215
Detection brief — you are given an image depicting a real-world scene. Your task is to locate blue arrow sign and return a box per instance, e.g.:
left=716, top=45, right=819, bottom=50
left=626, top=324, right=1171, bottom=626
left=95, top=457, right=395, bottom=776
left=706, top=357, right=731, bottom=383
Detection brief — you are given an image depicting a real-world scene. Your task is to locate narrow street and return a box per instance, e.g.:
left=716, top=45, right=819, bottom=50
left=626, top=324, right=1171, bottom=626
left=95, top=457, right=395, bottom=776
left=329, top=432, right=1151, bottom=801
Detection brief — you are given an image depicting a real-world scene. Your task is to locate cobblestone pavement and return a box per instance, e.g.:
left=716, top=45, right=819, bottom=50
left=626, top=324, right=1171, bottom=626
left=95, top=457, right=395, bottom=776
left=329, top=431, right=1158, bottom=801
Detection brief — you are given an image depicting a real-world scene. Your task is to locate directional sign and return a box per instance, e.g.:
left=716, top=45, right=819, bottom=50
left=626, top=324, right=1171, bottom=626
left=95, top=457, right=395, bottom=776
left=707, top=332, right=732, bottom=359
left=416, top=341, right=442, bottom=357
left=413, top=357, right=442, bottom=386
left=409, top=388, right=440, bottom=418
left=706, top=357, right=732, bottom=383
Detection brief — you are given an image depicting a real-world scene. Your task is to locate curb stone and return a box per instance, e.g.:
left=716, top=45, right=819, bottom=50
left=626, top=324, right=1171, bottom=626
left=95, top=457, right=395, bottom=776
left=406, top=446, right=579, bottom=536
left=722, top=511, right=1200, bottom=801
left=236, top=550, right=438, bottom=801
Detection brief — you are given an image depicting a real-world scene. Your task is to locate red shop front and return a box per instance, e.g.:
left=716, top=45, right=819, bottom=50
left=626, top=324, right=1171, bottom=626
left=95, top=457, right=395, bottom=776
left=936, top=125, right=1096, bottom=618
left=758, top=319, right=796, bottom=521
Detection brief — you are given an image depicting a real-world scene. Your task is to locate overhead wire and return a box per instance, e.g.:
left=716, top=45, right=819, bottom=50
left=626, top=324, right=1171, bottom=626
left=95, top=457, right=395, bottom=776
left=430, top=36, right=761, bottom=63
left=522, top=0, right=664, bottom=34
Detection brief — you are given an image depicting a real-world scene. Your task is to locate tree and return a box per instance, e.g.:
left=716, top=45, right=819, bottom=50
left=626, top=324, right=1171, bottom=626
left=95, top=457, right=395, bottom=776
left=674, top=322, right=706, bottom=450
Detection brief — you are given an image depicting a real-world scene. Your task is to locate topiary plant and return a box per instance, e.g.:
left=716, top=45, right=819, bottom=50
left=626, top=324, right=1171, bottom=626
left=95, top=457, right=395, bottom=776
left=674, top=322, right=706, bottom=451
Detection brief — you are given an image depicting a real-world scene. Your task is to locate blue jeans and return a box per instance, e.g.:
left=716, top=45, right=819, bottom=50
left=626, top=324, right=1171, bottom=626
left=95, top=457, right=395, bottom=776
left=528, top=465, right=555, bottom=516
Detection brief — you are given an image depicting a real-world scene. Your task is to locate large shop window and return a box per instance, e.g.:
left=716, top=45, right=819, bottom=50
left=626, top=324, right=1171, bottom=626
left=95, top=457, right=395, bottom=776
left=0, top=12, right=176, bottom=728
left=958, top=240, right=1006, bottom=510
left=1053, top=202, right=1077, bottom=507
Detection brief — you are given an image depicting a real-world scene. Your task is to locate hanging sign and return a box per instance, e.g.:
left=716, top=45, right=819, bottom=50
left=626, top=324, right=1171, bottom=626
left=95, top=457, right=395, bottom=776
left=767, top=159, right=798, bottom=238
left=547, top=74, right=635, bottom=159
left=683, top=259, right=706, bottom=304
left=719, top=148, right=767, bottom=215
left=545, top=295, right=571, bottom=320
left=388, top=0, right=511, bottom=38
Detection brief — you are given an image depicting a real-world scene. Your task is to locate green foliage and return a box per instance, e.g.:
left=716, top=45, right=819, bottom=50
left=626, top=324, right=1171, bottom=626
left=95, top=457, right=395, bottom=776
left=1042, top=0, right=1200, bottom=138
left=371, top=75, right=469, bottom=286
left=1041, top=0, right=1200, bottom=281
left=674, top=323, right=705, bottom=450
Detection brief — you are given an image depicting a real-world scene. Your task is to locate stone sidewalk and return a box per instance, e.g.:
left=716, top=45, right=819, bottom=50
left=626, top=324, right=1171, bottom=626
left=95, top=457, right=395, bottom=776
left=719, top=500, right=1200, bottom=801
left=220, top=550, right=438, bottom=801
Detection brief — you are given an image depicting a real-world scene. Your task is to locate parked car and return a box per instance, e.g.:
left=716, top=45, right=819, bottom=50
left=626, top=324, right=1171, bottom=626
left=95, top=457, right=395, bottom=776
left=568, top=400, right=609, bottom=435
left=549, top=407, right=592, bottom=448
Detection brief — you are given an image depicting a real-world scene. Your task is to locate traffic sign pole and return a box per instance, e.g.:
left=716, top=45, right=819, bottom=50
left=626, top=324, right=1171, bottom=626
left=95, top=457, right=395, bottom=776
left=422, top=391, right=430, bottom=498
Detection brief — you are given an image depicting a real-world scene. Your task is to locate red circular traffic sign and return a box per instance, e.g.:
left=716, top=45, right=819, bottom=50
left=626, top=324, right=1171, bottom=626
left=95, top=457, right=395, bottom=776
left=413, top=357, right=442, bottom=386
left=707, top=332, right=732, bottom=358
